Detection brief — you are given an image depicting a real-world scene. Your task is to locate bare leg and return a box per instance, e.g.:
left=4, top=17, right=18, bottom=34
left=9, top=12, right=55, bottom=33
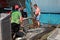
left=37, top=21, right=40, bottom=28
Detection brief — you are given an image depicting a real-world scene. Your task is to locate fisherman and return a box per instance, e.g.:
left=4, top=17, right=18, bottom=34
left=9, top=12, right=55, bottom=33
left=33, top=4, right=41, bottom=28
left=11, top=4, right=24, bottom=39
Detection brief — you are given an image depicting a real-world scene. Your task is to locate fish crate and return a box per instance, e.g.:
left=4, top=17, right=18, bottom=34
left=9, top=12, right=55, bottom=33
left=47, top=28, right=60, bottom=40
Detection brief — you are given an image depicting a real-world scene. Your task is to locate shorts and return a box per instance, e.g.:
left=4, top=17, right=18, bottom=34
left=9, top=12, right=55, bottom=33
left=36, top=15, right=40, bottom=21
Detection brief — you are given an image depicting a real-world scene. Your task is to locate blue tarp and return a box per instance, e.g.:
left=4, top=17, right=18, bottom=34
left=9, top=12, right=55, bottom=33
left=40, top=13, right=60, bottom=25
left=25, top=0, right=33, bottom=24
left=25, top=0, right=31, bottom=17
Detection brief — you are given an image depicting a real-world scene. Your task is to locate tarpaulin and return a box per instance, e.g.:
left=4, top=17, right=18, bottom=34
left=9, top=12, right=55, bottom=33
left=25, top=0, right=33, bottom=24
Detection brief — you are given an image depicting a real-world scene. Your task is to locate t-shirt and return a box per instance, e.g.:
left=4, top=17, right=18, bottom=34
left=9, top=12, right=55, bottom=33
left=11, top=10, right=21, bottom=24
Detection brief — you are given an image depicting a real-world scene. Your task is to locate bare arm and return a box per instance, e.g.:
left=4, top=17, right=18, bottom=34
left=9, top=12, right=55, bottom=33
left=20, top=16, right=23, bottom=23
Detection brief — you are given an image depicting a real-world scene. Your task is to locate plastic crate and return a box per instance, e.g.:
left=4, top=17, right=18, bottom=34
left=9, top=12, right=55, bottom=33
left=47, top=28, right=60, bottom=40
